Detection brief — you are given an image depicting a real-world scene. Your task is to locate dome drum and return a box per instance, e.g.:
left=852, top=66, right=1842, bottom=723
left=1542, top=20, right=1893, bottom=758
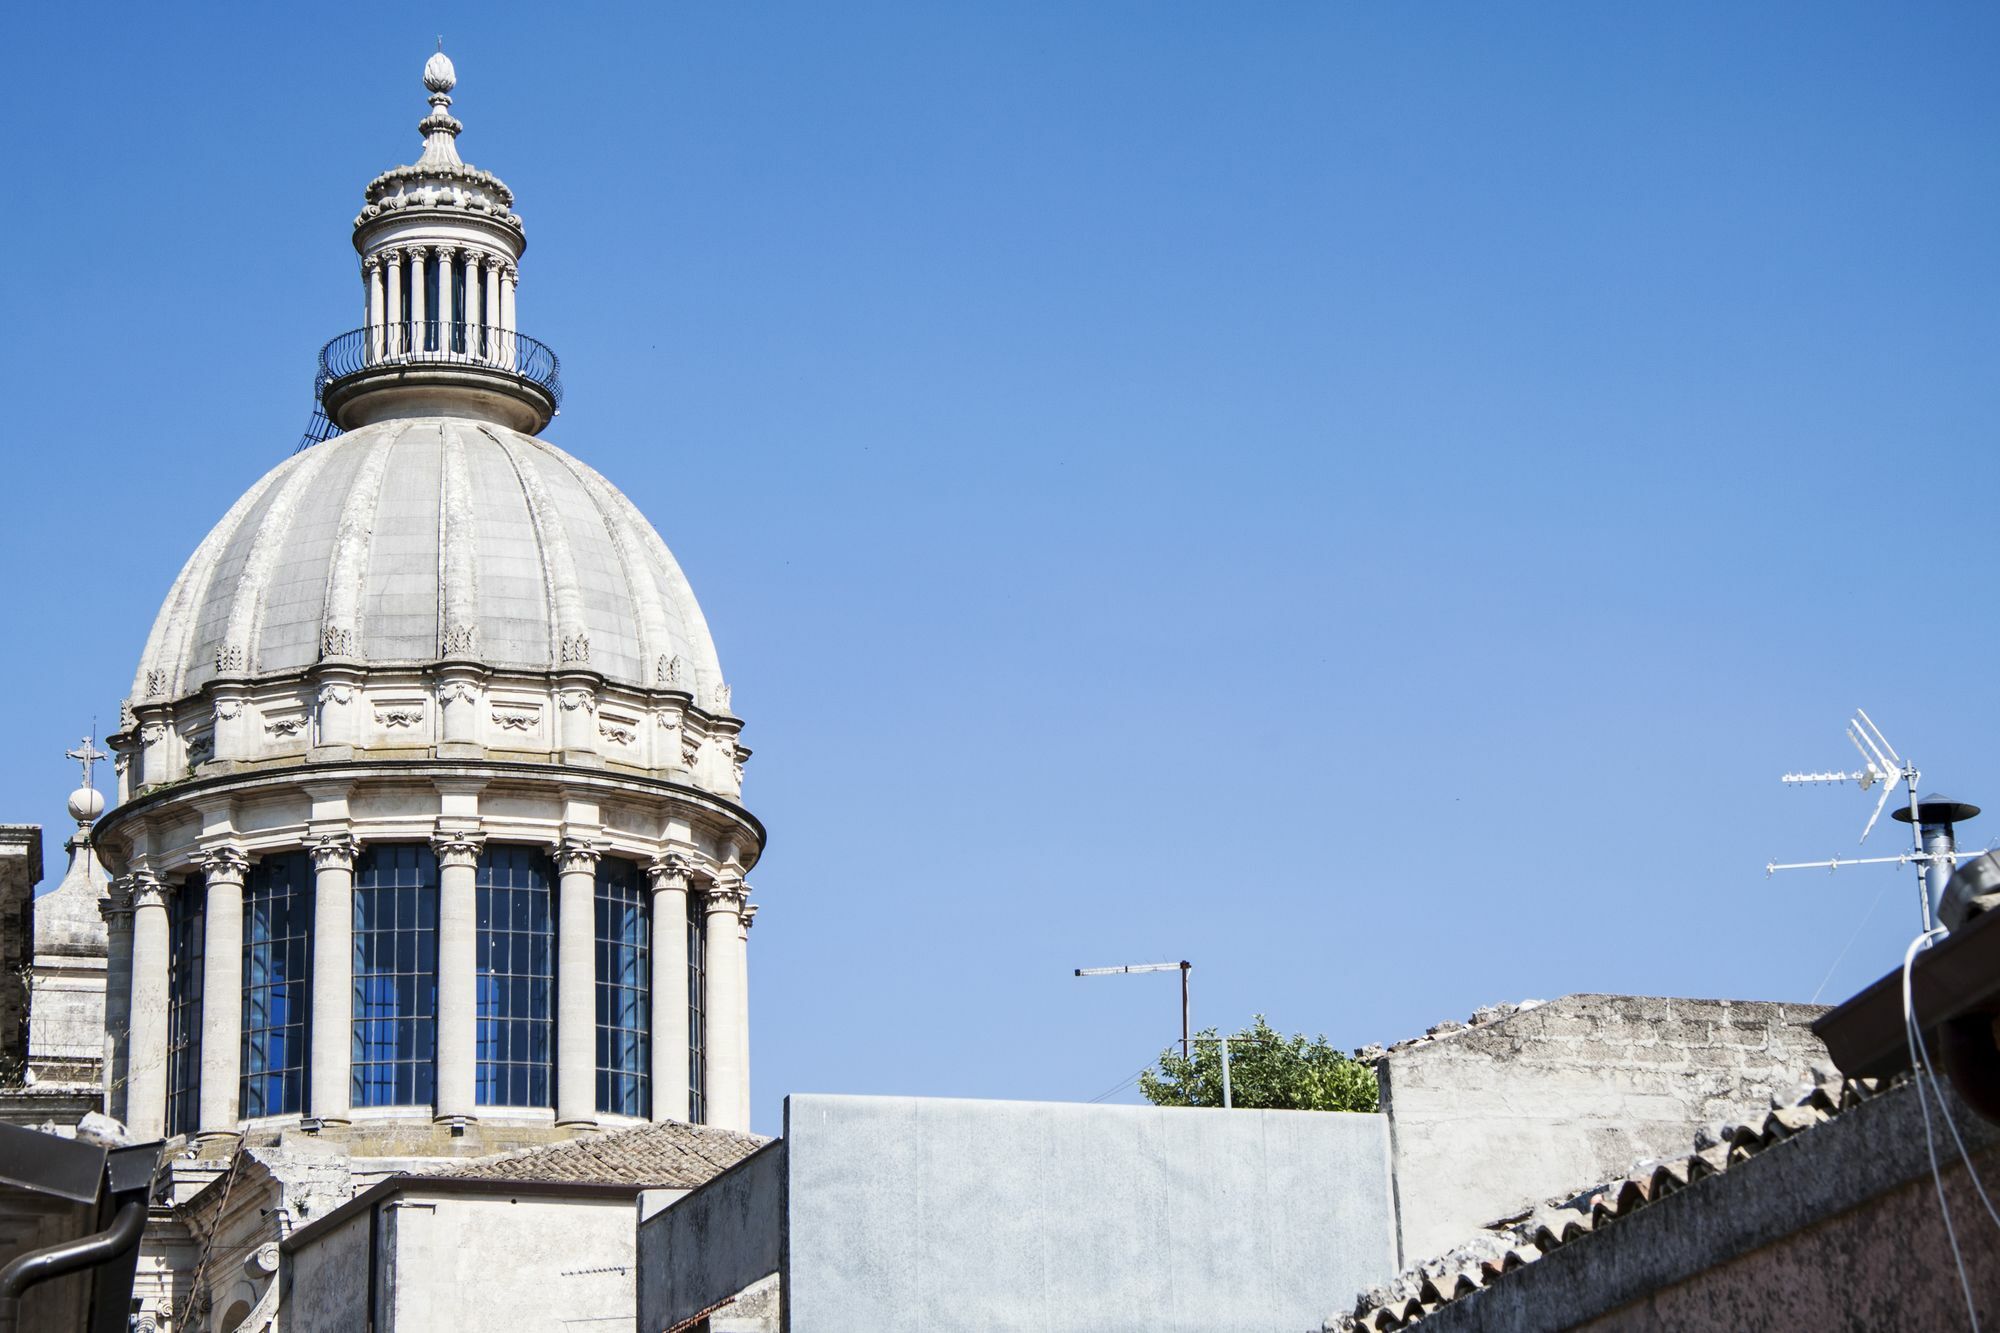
left=115, top=659, right=746, bottom=802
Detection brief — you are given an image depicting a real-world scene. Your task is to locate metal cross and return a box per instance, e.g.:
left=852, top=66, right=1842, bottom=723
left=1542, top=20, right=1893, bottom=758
left=66, top=732, right=108, bottom=790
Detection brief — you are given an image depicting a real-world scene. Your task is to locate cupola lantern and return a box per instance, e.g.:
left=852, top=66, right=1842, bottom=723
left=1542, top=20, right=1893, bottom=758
left=317, top=49, right=559, bottom=437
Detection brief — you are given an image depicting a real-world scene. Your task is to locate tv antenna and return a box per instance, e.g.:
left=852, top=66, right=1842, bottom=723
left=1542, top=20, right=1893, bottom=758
left=1766, top=710, right=1975, bottom=931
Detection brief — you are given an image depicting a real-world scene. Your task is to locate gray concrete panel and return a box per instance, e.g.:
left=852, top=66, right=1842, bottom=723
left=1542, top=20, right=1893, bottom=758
left=778, top=1094, right=1394, bottom=1333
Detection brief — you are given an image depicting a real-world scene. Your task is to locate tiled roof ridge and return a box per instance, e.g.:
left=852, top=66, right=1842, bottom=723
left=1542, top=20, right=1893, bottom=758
left=1326, top=1062, right=1890, bottom=1331
left=1349, top=999, right=1549, bottom=1065
left=422, top=1119, right=770, bottom=1186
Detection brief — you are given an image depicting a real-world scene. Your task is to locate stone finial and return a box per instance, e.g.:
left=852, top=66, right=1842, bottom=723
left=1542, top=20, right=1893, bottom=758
left=424, top=45, right=457, bottom=94
left=417, top=46, right=465, bottom=168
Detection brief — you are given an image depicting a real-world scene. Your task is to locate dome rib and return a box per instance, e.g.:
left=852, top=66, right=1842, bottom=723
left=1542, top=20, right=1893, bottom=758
left=226, top=445, right=340, bottom=677
left=438, top=422, right=483, bottom=657
left=479, top=425, right=585, bottom=668
left=135, top=463, right=294, bottom=702
left=320, top=423, right=404, bottom=658
left=543, top=446, right=671, bottom=685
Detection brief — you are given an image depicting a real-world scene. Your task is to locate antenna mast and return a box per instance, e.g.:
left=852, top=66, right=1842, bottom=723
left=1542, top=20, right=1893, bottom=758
left=1768, top=710, right=1971, bottom=931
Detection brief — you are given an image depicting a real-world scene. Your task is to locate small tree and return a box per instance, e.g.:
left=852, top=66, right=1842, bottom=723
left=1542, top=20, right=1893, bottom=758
left=1138, top=1015, right=1378, bottom=1112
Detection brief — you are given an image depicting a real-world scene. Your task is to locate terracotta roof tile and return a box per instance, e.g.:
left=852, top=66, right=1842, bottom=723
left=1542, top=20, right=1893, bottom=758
left=426, top=1119, right=769, bottom=1189
left=1326, top=1066, right=1887, bottom=1331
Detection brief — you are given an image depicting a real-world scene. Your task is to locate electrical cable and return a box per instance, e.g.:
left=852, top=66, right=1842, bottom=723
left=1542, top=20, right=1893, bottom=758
left=1812, top=877, right=1893, bottom=1004
left=1903, top=928, right=1981, bottom=1331
left=1902, top=931, right=2000, bottom=1233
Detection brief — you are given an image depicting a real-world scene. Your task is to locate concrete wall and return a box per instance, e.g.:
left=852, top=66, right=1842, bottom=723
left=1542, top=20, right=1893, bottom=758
left=640, top=1140, right=784, bottom=1332
left=387, top=1191, right=636, bottom=1331
left=1380, top=995, right=1828, bottom=1265
left=286, top=1209, right=372, bottom=1333
left=644, top=1094, right=1396, bottom=1333
left=287, top=1189, right=637, bottom=1333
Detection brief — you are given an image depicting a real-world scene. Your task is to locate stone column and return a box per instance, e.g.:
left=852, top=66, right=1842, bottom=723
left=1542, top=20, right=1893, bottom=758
left=99, top=883, right=134, bottom=1121
left=460, top=250, right=484, bottom=358
left=555, top=837, right=601, bottom=1127
left=365, top=256, right=384, bottom=359
left=700, top=874, right=749, bottom=1131
left=435, top=246, right=457, bottom=354
left=309, top=834, right=358, bottom=1124
left=408, top=246, right=429, bottom=353
left=645, top=855, right=691, bottom=1123
left=385, top=249, right=405, bottom=355
left=738, top=902, right=756, bottom=1123
left=197, top=845, right=249, bottom=1137
left=124, top=874, right=170, bottom=1140
left=486, top=256, right=504, bottom=360
left=432, top=828, right=484, bottom=1122
left=500, top=262, right=518, bottom=365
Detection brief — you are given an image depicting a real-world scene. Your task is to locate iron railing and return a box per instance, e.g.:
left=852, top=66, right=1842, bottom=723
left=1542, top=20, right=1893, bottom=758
left=318, top=322, right=563, bottom=405
left=298, top=323, right=564, bottom=452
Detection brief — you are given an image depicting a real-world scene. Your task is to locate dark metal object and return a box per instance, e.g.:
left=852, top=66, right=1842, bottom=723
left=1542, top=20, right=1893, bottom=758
left=297, top=323, right=565, bottom=452
left=1814, top=902, right=2000, bottom=1120
left=1890, top=793, right=1982, bottom=825
left=0, top=1128, right=161, bottom=1333
left=318, top=323, right=563, bottom=407
left=0, top=1200, right=145, bottom=1333
left=0, top=1123, right=105, bottom=1204
left=1891, top=792, right=1980, bottom=925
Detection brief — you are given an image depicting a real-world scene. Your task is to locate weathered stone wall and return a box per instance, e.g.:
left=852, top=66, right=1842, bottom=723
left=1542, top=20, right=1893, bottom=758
left=1380, top=994, right=1829, bottom=1265
left=0, top=826, right=42, bottom=1075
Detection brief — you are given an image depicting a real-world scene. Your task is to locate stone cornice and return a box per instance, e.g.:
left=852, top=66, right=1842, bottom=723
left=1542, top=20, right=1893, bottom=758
left=97, top=756, right=762, bottom=847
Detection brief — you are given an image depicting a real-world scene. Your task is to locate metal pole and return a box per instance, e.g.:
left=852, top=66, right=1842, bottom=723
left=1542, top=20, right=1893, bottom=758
left=1906, top=770, right=1934, bottom=933
left=1179, top=961, right=1191, bottom=1061
left=1219, top=1035, right=1232, bottom=1109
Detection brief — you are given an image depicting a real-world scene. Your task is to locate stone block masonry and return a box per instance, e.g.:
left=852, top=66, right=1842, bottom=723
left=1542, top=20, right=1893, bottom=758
left=1379, top=994, right=1829, bottom=1265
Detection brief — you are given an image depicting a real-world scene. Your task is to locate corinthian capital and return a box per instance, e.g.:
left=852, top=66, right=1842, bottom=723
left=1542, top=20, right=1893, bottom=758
left=124, top=871, right=168, bottom=912
left=646, top=850, right=695, bottom=891
left=555, top=836, right=604, bottom=875
left=196, top=844, right=251, bottom=883
left=309, top=833, right=360, bottom=870
left=430, top=826, right=486, bottom=867
left=702, top=874, right=749, bottom=918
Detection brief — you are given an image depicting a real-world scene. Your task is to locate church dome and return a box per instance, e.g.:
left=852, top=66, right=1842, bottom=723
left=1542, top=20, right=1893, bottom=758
left=131, top=419, right=727, bottom=705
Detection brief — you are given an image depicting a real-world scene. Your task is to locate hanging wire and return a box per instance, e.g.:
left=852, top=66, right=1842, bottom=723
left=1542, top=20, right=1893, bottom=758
left=1900, top=927, right=2000, bottom=1333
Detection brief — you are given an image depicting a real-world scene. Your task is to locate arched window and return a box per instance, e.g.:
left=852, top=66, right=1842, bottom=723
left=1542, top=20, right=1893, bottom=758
left=353, top=844, right=439, bottom=1108
left=688, top=893, right=706, bottom=1124
left=241, top=852, right=313, bottom=1118
left=165, top=877, right=206, bottom=1138
left=476, top=846, right=554, bottom=1107
left=595, top=858, right=649, bottom=1117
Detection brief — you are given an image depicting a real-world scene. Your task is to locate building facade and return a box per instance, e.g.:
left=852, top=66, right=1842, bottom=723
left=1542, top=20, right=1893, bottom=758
left=93, top=48, right=763, bottom=1154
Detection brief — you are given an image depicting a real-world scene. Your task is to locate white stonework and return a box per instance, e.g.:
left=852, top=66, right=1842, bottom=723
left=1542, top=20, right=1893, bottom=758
left=25, top=795, right=110, bottom=1088
left=77, top=46, right=767, bottom=1332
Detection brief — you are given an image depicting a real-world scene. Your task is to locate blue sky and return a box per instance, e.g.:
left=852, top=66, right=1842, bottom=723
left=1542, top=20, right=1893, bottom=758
left=3, top=3, right=1997, bottom=1133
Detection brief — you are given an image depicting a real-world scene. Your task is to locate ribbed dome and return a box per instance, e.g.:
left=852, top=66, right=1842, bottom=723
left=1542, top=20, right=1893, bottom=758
left=131, top=420, right=727, bottom=705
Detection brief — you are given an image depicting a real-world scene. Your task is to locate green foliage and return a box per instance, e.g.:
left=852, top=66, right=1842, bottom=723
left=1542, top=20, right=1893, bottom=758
left=1138, top=1015, right=1379, bottom=1112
